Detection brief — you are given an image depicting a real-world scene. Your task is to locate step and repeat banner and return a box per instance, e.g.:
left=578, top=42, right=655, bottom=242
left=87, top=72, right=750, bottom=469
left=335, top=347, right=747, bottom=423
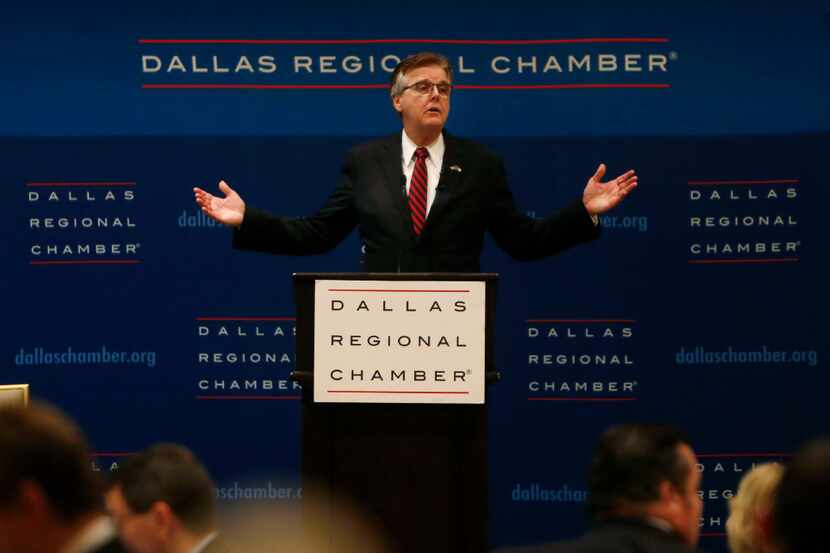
left=3, top=1, right=829, bottom=551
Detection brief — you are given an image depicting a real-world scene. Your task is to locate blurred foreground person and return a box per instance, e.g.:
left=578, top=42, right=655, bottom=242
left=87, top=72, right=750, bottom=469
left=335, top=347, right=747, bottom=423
left=106, top=444, right=230, bottom=553
left=500, top=424, right=704, bottom=553
left=0, top=402, right=125, bottom=553
left=771, top=438, right=830, bottom=553
left=220, top=484, right=388, bottom=553
left=726, top=463, right=783, bottom=553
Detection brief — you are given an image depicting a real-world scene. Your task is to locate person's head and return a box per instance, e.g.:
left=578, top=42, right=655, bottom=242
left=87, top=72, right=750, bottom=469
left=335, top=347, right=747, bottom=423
left=0, top=402, right=102, bottom=553
left=106, top=443, right=217, bottom=553
left=588, top=423, right=703, bottom=546
left=772, top=438, right=830, bottom=553
left=389, top=52, right=453, bottom=144
left=726, top=463, right=783, bottom=553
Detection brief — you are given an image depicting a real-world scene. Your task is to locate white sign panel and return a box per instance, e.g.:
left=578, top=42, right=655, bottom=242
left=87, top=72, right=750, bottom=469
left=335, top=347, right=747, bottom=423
left=313, top=280, right=486, bottom=404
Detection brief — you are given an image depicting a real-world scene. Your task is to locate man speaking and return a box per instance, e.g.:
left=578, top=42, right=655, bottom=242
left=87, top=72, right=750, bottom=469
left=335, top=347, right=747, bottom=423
left=193, top=51, right=637, bottom=271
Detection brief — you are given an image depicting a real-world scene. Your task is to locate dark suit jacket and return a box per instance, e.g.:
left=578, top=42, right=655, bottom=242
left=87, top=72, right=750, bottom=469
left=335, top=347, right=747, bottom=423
left=86, top=537, right=128, bottom=553
left=497, top=519, right=702, bottom=553
left=234, top=132, right=600, bottom=272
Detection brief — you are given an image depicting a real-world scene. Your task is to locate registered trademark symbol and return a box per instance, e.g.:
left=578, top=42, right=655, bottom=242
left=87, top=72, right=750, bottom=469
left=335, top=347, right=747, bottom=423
left=466, top=369, right=472, bottom=375
left=669, top=51, right=679, bottom=61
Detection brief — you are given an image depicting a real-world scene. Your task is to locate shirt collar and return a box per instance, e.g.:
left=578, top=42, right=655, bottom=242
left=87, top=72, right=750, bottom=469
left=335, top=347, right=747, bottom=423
left=189, top=531, right=219, bottom=553
left=60, top=516, right=116, bottom=553
left=644, top=516, right=675, bottom=534
left=401, top=129, right=445, bottom=170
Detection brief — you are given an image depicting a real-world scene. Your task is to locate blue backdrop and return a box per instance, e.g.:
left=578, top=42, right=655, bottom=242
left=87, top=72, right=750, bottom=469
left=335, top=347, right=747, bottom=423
left=3, top=1, right=829, bottom=551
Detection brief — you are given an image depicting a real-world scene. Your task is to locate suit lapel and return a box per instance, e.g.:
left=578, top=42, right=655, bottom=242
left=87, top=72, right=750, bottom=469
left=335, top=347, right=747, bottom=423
left=420, top=132, right=464, bottom=236
left=377, top=134, right=406, bottom=215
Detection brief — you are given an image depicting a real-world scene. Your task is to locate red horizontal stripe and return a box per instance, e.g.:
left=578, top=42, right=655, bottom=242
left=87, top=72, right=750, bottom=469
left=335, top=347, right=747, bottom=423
left=688, top=179, right=798, bottom=186
left=697, top=452, right=791, bottom=458
left=143, top=83, right=671, bottom=90
left=195, top=316, right=296, bottom=321
left=139, top=37, right=670, bottom=45
left=689, top=258, right=799, bottom=265
left=26, top=181, right=136, bottom=186
left=528, top=397, right=637, bottom=401
left=527, top=319, right=636, bottom=323
left=30, top=260, right=141, bottom=265
left=328, top=390, right=469, bottom=394
left=458, top=83, right=670, bottom=90
left=143, top=84, right=389, bottom=90
left=196, top=395, right=301, bottom=400
left=326, top=289, right=471, bottom=292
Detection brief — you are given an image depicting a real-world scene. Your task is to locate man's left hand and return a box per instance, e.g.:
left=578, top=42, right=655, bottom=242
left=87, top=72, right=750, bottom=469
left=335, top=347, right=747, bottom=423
left=582, top=163, right=638, bottom=215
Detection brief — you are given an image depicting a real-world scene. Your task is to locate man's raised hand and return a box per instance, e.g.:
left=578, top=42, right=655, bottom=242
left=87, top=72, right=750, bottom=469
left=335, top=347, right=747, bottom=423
left=193, top=180, right=246, bottom=228
left=582, top=164, right=638, bottom=216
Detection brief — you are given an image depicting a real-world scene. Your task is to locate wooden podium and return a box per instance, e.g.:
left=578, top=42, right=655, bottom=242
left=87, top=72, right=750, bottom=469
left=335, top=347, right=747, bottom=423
left=292, top=273, right=499, bottom=553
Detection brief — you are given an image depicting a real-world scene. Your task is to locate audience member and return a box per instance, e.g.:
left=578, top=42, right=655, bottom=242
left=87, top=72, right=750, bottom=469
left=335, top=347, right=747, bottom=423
left=726, top=462, right=783, bottom=553
left=771, top=438, right=830, bottom=553
left=106, top=444, right=230, bottom=553
left=0, top=401, right=125, bottom=553
left=499, top=423, right=704, bottom=553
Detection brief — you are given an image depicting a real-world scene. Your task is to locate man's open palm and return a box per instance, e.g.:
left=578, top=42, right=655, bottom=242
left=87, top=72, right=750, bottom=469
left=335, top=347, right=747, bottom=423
left=193, top=181, right=246, bottom=227
left=582, top=164, right=638, bottom=215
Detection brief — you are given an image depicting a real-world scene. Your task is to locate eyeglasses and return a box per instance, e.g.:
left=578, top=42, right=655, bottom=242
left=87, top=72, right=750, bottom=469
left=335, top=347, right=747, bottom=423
left=402, top=79, right=452, bottom=96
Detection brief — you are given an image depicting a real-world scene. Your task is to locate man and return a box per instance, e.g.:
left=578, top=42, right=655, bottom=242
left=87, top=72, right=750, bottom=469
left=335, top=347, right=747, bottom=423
left=0, top=402, right=125, bottom=553
left=503, top=424, right=703, bottom=553
left=193, top=52, right=637, bottom=271
left=105, top=444, right=229, bottom=553
left=770, top=438, right=830, bottom=553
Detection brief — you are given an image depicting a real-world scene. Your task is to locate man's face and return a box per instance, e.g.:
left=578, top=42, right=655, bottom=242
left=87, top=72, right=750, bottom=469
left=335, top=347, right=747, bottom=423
left=672, top=444, right=704, bottom=546
left=106, top=486, right=165, bottom=553
left=392, top=64, right=451, bottom=137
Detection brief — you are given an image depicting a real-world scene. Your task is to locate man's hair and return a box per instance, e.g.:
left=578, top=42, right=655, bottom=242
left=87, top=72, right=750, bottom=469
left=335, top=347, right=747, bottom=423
left=773, top=438, right=830, bottom=553
left=587, top=423, right=692, bottom=518
left=0, top=402, right=101, bottom=520
left=389, top=52, right=453, bottom=98
left=111, top=443, right=216, bottom=533
left=727, top=462, right=784, bottom=553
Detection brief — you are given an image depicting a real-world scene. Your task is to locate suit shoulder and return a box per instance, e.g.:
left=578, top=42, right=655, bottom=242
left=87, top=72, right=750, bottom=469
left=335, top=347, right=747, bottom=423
left=492, top=541, right=571, bottom=553
left=90, top=538, right=129, bottom=553
left=347, top=134, right=398, bottom=158
left=447, top=134, right=504, bottom=166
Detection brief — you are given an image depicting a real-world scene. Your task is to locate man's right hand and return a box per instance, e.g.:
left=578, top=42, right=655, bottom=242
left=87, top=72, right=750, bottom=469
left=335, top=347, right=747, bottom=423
left=193, top=180, right=246, bottom=228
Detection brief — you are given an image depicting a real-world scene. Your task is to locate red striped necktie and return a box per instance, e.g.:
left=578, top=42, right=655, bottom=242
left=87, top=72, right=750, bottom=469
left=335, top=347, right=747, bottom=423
left=408, top=147, right=429, bottom=235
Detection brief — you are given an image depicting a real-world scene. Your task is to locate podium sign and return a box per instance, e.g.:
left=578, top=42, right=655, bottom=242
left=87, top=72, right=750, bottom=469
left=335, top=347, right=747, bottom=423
left=313, top=279, right=486, bottom=404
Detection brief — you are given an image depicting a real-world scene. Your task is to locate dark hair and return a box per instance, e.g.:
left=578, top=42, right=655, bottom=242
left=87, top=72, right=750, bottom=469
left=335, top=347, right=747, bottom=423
left=588, top=424, right=692, bottom=518
left=773, top=438, right=830, bottom=553
left=111, top=443, right=216, bottom=533
left=0, top=402, right=101, bottom=520
left=389, top=52, right=453, bottom=98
